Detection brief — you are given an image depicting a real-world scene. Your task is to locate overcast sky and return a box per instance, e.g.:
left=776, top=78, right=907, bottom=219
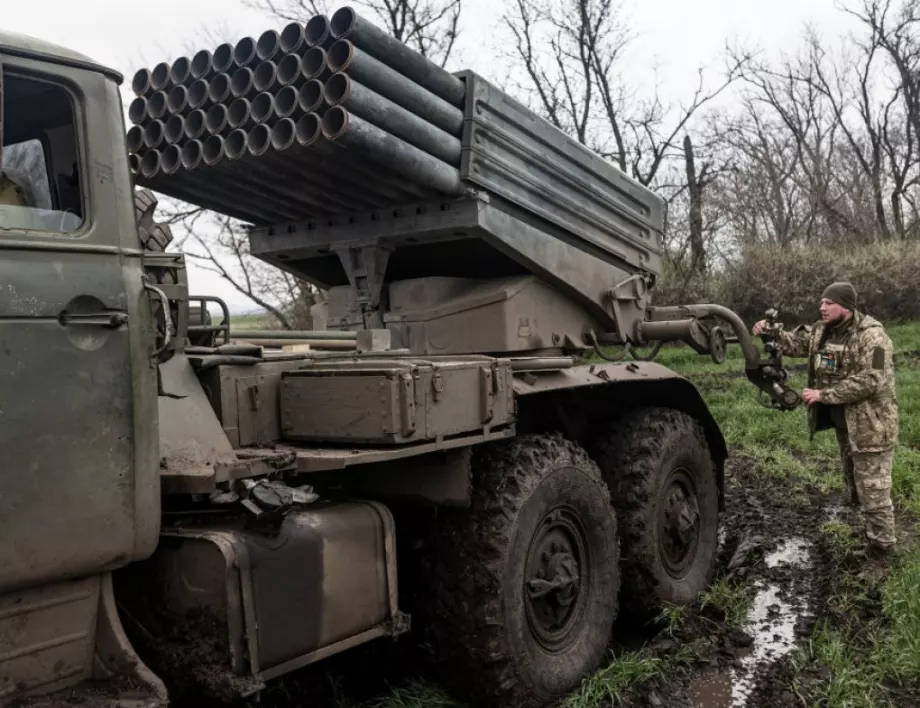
left=4, top=0, right=856, bottom=311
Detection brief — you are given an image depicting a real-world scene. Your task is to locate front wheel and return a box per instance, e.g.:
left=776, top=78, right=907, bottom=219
left=590, top=407, right=720, bottom=620
left=420, top=434, right=621, bottom=708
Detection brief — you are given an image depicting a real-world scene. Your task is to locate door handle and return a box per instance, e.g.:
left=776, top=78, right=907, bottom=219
left=59, top=311, right=129, bottom=328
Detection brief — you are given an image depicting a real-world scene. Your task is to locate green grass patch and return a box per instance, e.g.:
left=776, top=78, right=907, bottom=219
left=360, top=680, right=461, bottom=708
left=699, top=578, right=753, bottom=629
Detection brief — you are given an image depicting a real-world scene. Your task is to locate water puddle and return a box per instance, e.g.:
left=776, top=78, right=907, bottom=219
left=690, top=537, right=812, bottom=707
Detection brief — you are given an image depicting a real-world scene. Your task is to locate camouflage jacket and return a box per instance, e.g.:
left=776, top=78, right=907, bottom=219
left=0, top=172, right=29, bottom=207
left=779, top=313, right=898, bottom=453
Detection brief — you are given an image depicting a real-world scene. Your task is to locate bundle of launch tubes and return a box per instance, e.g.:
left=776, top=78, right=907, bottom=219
left=127, top=6, right=468, bottom=225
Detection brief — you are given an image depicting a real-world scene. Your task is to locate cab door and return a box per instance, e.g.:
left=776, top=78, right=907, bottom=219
left=0, top=54, right=160, bottom=593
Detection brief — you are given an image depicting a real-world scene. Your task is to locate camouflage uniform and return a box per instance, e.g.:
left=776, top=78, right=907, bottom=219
left=780, top=313, right=898, bottom=548
left=0, top=170, right=31, bottom=207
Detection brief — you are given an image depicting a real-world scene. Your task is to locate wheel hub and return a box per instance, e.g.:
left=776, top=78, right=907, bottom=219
left=660, top=471, right=701, bottom=576
left=525, top=509, right=588, bottom=651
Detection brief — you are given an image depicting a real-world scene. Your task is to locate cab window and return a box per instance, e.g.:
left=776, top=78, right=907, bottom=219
left=0, top=71, right=85, bottom=234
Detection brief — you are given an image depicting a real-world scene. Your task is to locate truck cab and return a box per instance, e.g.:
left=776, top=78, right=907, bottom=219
left=0, top=31, right=163, bottom=701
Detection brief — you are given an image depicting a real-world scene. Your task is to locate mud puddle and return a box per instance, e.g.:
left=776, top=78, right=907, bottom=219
left=689, top=537, right=813, bottom=707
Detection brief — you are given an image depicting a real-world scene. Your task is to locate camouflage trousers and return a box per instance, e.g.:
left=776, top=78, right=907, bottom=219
left=836, top=428, right=896, bottom=547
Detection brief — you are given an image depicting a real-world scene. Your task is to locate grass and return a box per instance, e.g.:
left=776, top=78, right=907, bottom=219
left=699, top=578, right=754, bottom=629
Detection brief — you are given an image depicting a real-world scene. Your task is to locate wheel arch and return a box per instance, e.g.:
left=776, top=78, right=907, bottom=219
left=513, top=362, right=728, bottom=509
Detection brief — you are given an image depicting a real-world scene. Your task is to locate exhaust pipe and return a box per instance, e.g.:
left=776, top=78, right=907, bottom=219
left=169, top=57, right=193, bottom=87
left=233, top=37, right=260, bottom=69
left=206, top=104, right=232, bottom=135
left=191, top=49, right=214, bottom=81
left=213, top=43, right=235, bottom=74
left=143, top=120, right=167, bottom=150
left=184, top=110, right=208, bottom=141
left=208, top=73, right=233, bottom=105
left=251, top=92, right=277, bottom=124
left=164, top=115, right=186, bottom=145
left=301, top=46, right=330, bottom=81
left=322, top=107, right=463, bottom=195
left=231, top=67, right=259, bottom=100
left=324, top=72, right=461, bottom=166
left=126, top=125, right=145, bottom=153
left=167, top=85, right=190, bottom=115
left=327, top=40, right=462, bottom=136
left=280, top=22, right=308, bottom=54
left=228, top=98, right=258, bottom=131
left=298, top=80, right=326, bottom=113
left=151, top=62, right=172, bottom=91
left=147, top=91, right=168, bottom=121
left=257, top=29, right=283, bottom=61
left=306, top=15, right=332, bottom=48
left=253, top=61, right=279, bottom=93
left=132, top=68, right=153, bottom=97
left=129, top=97, right=149, bottom=125
left=330, top=6, right=466, bottom=106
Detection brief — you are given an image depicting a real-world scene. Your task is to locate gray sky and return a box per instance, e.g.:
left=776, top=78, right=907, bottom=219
left=4, top=0, right=855, bottom=310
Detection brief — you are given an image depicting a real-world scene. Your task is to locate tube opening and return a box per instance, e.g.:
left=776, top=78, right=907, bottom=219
left=206, top=104, right=229, bottom=133
left=166, top=85, right=188, bottom=114
left=302, top=47, right=327, bottom=79
left=128, top=153, right=140, bottom=175
left=213, top=43, right=234, bottom=73
left=228, top=99, right=251, bottom=129
left=126, top=125, right=144, bottom=153
left=322, top=106, right=348, bottom=140
left=165, top=115, right=185, bottom=144
left=225, top=130, right=248, bottom=160
left=306, top=15, right=331, bottom=46
left=191, top=49, right=213, bottom=79
left=203, top=135, right=225, bottom=165
left=188, top=80, right=209, bottom=109
left=248, top=123, right=272, bottom=155
left=132, top=69, right=152, bottom=96
left=272, top=118, right=297, bottom=150
left=278, top=53, right=302, bottom=85
left=253, top=61, right=277, bottom=92
left=252, top=93, right=275, bottom=123
left=148, top=92, right=167, bottom=119
left=299, top=80, right=324, bottom=113
left=151, top=62, right=171, bottom=90
left=140, top=150, right=161, bottom=178
left=330, top=7, right=356, bottom=39
left=257, top=30, right=281, bottom=61
left=281, top=22, right=306, bottom=53
left=185, top=110, right=206, bottom=139
left=129, top=97, right=148, bottom=125
left=233, top=37, right=258, bottom=67
left=208, top=73, right=232, bottom=103
left=327, top=40, right=352, bottom=72
left=324, top=73, right=349, bottom=105
left=231, top=67, right=254, bottom=98
left=162, top=144, right=182, bottom=174
left=181, top=140, right=203, bottom=170
left=296, top=113, right=321, bottom=146
left=144, top=121, right=165, bottom=148
left=169, top=57, right=191, bottom=86
left=275, top=86, right=299, bottom=117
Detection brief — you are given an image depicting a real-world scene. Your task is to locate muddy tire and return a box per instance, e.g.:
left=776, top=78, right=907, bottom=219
left=590, top=407, right=719, bottom=620
left=420, top=434, right=620, bottom=708
left=135, top=188, right=174, bottom=252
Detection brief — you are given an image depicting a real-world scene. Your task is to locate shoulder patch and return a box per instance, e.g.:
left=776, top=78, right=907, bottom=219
left=873, top=346, right=885, bottom=370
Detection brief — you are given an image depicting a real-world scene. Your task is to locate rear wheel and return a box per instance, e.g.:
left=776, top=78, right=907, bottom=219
left=590, top=407, right=719, bottom=620
left=420, top=434, right=620, bottom=708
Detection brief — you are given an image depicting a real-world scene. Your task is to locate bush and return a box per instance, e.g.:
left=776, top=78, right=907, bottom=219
left=654, top=242, right=920, bottom=325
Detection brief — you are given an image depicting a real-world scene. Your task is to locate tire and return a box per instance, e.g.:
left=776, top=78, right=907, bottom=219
left=590, top=407, right=719, bottom=620
left=135, top=188, right=178, bottom=361
left=420, top=434, right=620, bottom=708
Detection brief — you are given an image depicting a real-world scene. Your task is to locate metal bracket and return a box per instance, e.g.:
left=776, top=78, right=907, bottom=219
left=334, top=243, right=393, bottom=330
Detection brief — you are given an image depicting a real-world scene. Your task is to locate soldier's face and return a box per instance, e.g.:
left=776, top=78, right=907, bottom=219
left=820, top=298, right=850, bottom=324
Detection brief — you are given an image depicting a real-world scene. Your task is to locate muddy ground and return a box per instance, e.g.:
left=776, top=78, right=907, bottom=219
left=194, top=447, right=914, bottom=708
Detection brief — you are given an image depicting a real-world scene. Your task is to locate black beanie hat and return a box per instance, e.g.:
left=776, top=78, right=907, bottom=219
left=822, top=282, right=857, bottom=312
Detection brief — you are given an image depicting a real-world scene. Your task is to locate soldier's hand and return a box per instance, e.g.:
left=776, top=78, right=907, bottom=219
left=752, top=320, right=767, bottom=336
left=801, top=388, right=822, bottom=406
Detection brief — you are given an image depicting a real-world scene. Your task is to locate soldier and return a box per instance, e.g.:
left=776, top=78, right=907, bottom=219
left=753, top=282, right=899, bottom=559
left=0, top=166, right=33, bottom=207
